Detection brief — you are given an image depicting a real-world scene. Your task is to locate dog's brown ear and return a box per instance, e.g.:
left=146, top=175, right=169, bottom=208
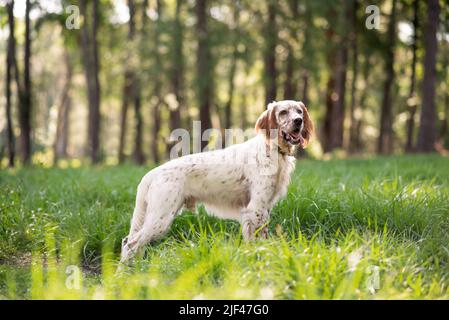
left=255, top=102, right=278, bottom=140
left=300, top=102, right=313, bottom=148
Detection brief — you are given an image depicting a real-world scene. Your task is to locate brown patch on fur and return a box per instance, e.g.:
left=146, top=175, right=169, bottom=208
left=299, top=102, right=314, bottom=148
left=255, top=102, right=278, bottom=141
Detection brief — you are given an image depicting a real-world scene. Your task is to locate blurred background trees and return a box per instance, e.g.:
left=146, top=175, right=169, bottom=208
left=1, top=0, right=448, bottom=167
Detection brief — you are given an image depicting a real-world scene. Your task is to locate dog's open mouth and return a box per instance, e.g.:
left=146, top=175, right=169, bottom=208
left=282, top=130, right=304, bottom=146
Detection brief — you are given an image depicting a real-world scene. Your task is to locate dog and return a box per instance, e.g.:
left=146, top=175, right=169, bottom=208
left=120, top=100, right=313, bottom=263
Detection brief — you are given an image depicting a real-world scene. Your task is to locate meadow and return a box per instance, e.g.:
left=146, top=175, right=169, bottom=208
left=0, top=155, right=448, bottom=299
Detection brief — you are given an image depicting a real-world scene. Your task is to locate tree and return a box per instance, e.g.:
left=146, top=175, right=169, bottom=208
left=169, top=0, right=185, bottom=132
left=5, top=0, right=16, bottom=167
left=79, top=0, right=101, bottom=164
left=53, top=51, right=73, bottom=165
left=329, top=0, right=351, bottom=151
left=378, top=0, right=397, bottom=154
left=405, top=0, right=419, bottom=153
left=151, top=0, right=164, bottom=163
left=224, top=2, right=241, bottom=129
left=17, top=0, right=33, bottom=165
left=264, top=0, right=277, bottom=105
left=196, top=0, right=213, bottom=150
left=118, top=0, right=138, bottom=164
left=416, top=0, right=440, bottom=152
left=348, top=0, right=359, bottom=153
left=283, top=0, right=299, bottom=101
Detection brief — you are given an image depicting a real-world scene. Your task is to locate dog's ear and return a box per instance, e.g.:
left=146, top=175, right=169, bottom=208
left=299, top=102, right=313, bottom=148
left=255, top=102, right=278, bottom=139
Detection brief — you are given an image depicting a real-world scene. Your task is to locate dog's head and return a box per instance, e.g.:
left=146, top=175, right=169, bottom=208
left=255, top=100, right=313, bottom=153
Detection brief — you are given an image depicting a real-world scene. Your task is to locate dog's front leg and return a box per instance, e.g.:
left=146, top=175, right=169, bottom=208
left=241, top=179, right=275, bottom=240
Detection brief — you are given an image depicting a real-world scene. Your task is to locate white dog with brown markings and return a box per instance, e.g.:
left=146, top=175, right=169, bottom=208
left=120, top=100, right=313, bottom=263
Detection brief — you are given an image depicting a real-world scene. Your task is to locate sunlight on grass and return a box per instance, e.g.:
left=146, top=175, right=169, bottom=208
left=0, top=155, right=448, bottom=299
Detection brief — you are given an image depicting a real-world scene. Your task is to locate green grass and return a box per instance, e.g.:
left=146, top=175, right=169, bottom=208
left=0, top=155, right=448, bottom=299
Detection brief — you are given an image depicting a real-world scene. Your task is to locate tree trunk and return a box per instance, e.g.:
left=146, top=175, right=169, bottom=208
left=301, top=72, right=309, bottom=106
left=330, top=1, right=351, bottom=151
left=53, top=51, right=73, bottom=165
left=405, top=0, right=419, bottom=153
left=353, top=53, right=372, bottom=152
left=151, top=0, right=164, bottom=163
left=132, top=0, right=146, bottom=165
left=5, top=1, right=16, bottom=167
left=284, top=44, right=295, bottom=100
left=348, top=0, right=359, bottom=153
left=416, top=0, right=440, bottom=152
left=322, top=7, right=337, bottom=153
left=438, top=34, right=448, bottom=146
left=80, top=0, right=101, bottom=164
left=224, top=4, right=240, bottom=129
left=170, top=0, right=185, bottom=133
left=18, top=0, right=32, bottom=165
left=118, top=0, right=137, bottom=164
left=264, top=1, right=277, bottom=105
left=196, top=0, right=213, bottom=150
left=378, top=0, right=397, bottom=154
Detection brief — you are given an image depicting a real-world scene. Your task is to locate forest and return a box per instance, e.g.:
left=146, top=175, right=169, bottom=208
left=0, top=0, right=448, bottom=166
left=1, top=0, right=449, bottom=301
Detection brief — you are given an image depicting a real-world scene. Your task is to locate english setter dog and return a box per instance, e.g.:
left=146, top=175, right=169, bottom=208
left=120, top=100, right=313, bottom=263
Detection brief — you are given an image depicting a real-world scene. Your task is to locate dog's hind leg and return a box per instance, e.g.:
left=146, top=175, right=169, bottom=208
left=120, top=183, right=184, bottom=264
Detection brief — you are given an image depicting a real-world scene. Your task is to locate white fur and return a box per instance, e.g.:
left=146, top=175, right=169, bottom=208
left=120, top=133, right=295, bottom=263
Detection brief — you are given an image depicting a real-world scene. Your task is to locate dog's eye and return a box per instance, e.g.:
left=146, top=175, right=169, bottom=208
left=279, top=110, right=288, bottom=117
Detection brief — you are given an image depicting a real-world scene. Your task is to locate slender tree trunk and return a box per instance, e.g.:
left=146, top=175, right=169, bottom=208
left=196, top=0, right=213, bottom=150
left=80, top=0, right=101, bottom=164
left=224, top=4, right=240, bottom=129
left=170, top=0, right=184, bottom=133
left=378, top=0, right=397, bottom=154
left=284, top=44, right=295, bottom=100
left=151, top=0, right=164, bottom=162
left=330, top=1, right=351, bottom=150
left=132, top=0, right=146, bottom=165
left=405, top=0, right=419, bottom=153
left=264, top=0, right=277, bottom=105
left=6, top=1, right=16, bottom=167
left=348, top=0, right=359, bottom=153
left=118, top=0, right=137, bottom=164
left=53, top=51, right=73, bottom=165
left=438, top=37, right=449, bottom=145
left=118, top=71, right=131, bottom=163
left=354, top=53, right=372, bottom=151
left=323, top=8, right=337, bottom=153
left=301, top=72, right=309, bottom=106
left=416, top=0, right=440, bottom=152
left=18, top=0, right=32, bottom=165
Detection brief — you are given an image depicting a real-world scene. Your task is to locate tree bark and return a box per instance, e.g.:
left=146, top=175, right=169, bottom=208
left=405, top=0, right=419, bottom=153
left=224, top=4, right=240, bottom=129
left=196, top=0, right=213, bottom=150
left=378, top=0, right=397, bottom=154
left=416, top=0, right=440, bottom=152
left=264, top=1, right=277, bottom=105
left=322, top=7, right=337, bottom=153
left=170, top=0, right=184, bottom=133
left=348, top=0, right=359, bottom=153
left=5, top=1, right=16, bottom=167
left=18, top=0, right=32, bottom=165
left=132, top=0, right=146, bottom=165
left=53, top=51, right=73, bottom=165
left=330, top=1, right=351, bottom=150
left=80, top=0, right=101, bottom=164
left=151, top=0, right=164, bottom=163
left=118, top=0, right=136, bottom=164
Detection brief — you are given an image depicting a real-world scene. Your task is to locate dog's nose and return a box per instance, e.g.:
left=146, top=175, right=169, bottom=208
left=293, top=118, right=303, bottom=127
